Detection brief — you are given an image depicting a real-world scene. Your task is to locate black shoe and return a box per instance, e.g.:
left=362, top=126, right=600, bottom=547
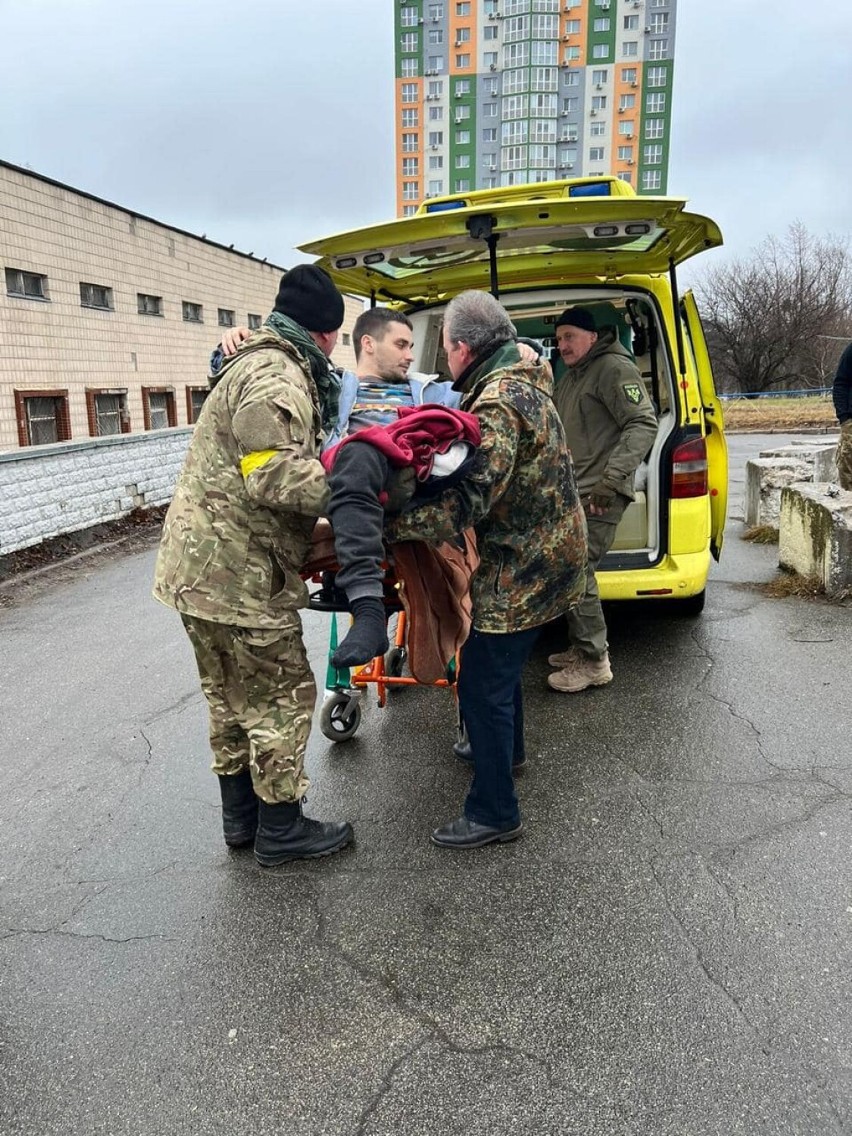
left=218, top=770, right=258, bottom=848
left=452, top=740, right=527, bottom=771
left=331, top=597, right=389, bottom=668
left=254, top=800, right=353, bottom=866
left=430, top=815, right=523, bottom=849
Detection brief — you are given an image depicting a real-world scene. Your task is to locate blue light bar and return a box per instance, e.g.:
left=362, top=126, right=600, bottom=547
left=424, top=199, right=468, bottom=213
left=568, top=183, right=612, bottom=198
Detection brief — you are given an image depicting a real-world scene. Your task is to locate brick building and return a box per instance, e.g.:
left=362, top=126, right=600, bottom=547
left=0, top=160, right=361, bottom=452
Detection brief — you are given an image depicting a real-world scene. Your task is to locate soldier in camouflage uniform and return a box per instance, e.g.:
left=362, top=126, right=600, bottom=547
left=548, top=307, right=657, bottom=694
left=385, top=290, right=587, bottom=849
left=153, top=264, right=353, bottom=865
left=832, top=342, right=852, bottom=491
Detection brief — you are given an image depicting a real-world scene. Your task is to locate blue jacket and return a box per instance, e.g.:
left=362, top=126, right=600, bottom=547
left=324, top=369, right=461, bottom=450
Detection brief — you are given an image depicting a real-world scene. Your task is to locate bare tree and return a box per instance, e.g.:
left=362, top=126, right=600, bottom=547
left=694, top=224, right=852, bottom=395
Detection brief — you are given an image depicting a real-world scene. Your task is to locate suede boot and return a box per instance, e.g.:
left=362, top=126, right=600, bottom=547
left=218, top=770, right=258, bottom=848
left=331, top=597, right=389, bottom=668
left=254, top=800, right=354, bottom=866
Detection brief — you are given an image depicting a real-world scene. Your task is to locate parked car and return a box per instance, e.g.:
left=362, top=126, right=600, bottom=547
left=300, top=176, right=727, bottom=615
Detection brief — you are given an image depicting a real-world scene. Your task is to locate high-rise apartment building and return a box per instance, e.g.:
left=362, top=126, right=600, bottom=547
left=394, top=0, right=677, bottom=212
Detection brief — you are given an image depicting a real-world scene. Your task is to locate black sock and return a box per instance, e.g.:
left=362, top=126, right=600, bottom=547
left=331, top=597, right=389, bottom=668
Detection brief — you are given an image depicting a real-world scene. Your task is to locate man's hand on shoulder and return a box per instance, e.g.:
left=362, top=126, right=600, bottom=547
left=222, top=326, right=252, bottom=356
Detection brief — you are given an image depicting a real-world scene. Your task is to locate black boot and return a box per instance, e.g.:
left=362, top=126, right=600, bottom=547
left=254, top=800, right=354, bottom=866
left=331, top=597, right=389, bottom=668
left=218, top=770, right=258, bottom=848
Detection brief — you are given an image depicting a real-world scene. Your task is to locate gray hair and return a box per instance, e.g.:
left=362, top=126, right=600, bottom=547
left=444, top=290, right=516, bottom=357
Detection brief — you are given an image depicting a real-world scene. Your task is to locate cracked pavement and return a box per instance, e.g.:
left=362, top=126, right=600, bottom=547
left=1, top=434, right=850, bottom=1135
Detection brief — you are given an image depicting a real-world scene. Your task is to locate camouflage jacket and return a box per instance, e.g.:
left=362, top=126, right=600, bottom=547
left=153, top=328, right=330, bottom=628
left=552, top=327, right=657, bottom=499
left=385, top=341, right=587, bottom=634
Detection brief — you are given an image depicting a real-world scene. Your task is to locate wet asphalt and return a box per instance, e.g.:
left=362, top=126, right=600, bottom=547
left=1, top=434, right=850, bottom=1136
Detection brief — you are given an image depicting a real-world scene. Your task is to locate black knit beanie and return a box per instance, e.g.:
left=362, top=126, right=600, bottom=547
left=273, top=264, right=345, bottom=332
left=555, top=306, right=596, bottom=333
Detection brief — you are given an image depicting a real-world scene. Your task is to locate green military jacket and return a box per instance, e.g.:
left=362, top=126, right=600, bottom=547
left=386, top=341, right=587, bottom=634
left=153, top=329, right=330, bottom=629
left=552, top=327, right=657, bottom=499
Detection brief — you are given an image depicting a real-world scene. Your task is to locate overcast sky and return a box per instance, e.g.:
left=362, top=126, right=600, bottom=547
left=2, top=0, right=850, bottom=281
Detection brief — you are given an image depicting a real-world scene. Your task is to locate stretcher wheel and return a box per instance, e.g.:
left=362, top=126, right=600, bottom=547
left=319, top=694, right=362, bottom=742
left=384, top=646, right=407, bottom=679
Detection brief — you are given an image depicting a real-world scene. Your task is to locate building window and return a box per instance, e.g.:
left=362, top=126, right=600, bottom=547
left=429, top=2, right=443, bottom=15
left=619, top=120, right=635, bottom=136
left=5, top=267, right=48, bottom=300
left=456, top=26, right=471, bottom=42
left=427, top=179, right=444, bottom=194
left=428, top=79, right=443, bottom=96
left=647, top=92, right=666, bottom=113
left=531, top=13, right=558, bottom=37
left=455, top=129, right=470, bottom=144
left=456, top=154, right=470, bottom=168
left=531, top=66, right=557, bottom=92
left=649, top=37, right=669, bottom=60
left=455, top=104, right=471, bottom=120
left=483, top=76, right=499, bottom=95
left=182, top=301, right=203, bottom=323
left=86, top=389, right=129, bottom=436
left=186, top=387, right=209, bottom=424
left=403, top=180, right=419, bottom=200
left=429, top=105, right=444, bottom=120
left=647, top=66, right=668, bottom=87
left=617, top=145, right=633, bottom=161
left=564, top=70, right=580, bottom=86
left=456, top=1, right=470, bottom=12
left=143, top=387, right=177, bottom=430
left=14, top=390, right=71, bottom=447
left=80, top=282, right=113, bottom=310
left=622, top=67, right=637, bottom=84
left=401, top=58, right=419, bottom=77
left=402, top=132, right=419, bottom=152
left=455, top=79, right=471, bottom=96
left=484, top=51, right=498, bottom=68
left=455, top=179, right=471, bottom=191
left=592, top=69, right=608, bottom=85
left=619, top=93, right=636, bottom=110
left=592, top=95, right=607, bottom=110
left=484, top=24, right=498, bottom=39
left=618, top=172, right=633, bottom=185
left=589, top=146, right=605, bottom=162
left=341, top=332, right=351, bottom=346
left=531, top=40, right=556, bottom=65
left=402, top=205, right=418, bottom=216
left=401, top=32, right=418, bottom=52
left=622, top=41, right=638, bottom=57
left=592, top=43, right=610, bottom=59
left=504, top=68, right=527, bottom=94
left=218, top=308, right=235, bottom=327
left=650, top=12, right=670, bottom=32
left=593, top=18, right=610, bottom=31
left=429, top=155, right=444, bottom=170
left=483, top=102, right=498, bottom=117
left=401, top=83, right=418, bottom=103
left=402, top=108, right=418, bottom=129
left=402, top=157, right=420, bottom=175
left=456, top=53, right=470, bottom=68
left=563, top=45, right=581, bottom=61
left=623, top=14, right=639, bottom=30
left=428, top=28, right=444, bottom=45
left=482, top=127, right=498, bottom=142
left=401, top=6, right=418, bottom=26
left=643, top=143, right=663, bottom=165
left=429, top=130, right=444, bottom=146
left=590, top=121, right=606, bottom=136
left=645, top=119, right=664, bottom=139
left=428, top=54, right=444, bottom=70
left=137, top=293, right=162, bottom=316
left=248, top=313, right=262, bottom=329
left=642, top=170, right=662, bottom=191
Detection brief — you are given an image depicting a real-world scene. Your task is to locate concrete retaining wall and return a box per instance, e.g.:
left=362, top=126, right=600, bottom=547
left=745, top=441, right=839, bottom=528
left=0, top=429, right=191, bottom=554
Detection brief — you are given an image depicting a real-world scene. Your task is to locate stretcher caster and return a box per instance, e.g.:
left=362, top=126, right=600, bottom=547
left=319, top=691, right=362, bottom=742
left=384, top=646, right=407, bottom=680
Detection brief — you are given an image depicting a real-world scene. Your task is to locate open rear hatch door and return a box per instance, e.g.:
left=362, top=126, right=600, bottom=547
left=299, top=182, right=723, bottom=306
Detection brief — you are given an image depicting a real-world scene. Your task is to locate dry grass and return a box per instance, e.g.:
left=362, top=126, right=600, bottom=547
left=722, top=396, right=837, bottom=432
left=760, top=570, right=825, bottom=599
left=742, top=524, right=779, bottom=544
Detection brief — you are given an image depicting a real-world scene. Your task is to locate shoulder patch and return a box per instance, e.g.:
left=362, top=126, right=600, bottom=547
left=622, top=383, right=643, bottom=405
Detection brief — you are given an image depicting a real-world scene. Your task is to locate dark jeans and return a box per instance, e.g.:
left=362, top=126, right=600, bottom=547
left=327, top=442, right=390, bottom=602
left=459, top=624, right=541, bottom=829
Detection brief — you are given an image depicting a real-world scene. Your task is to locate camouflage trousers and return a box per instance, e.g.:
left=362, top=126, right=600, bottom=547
left=837, top=422, right=852, bottom=491
left=564, top=494, right=628, bottom=661
left=181, top=614, right=316, bottom=804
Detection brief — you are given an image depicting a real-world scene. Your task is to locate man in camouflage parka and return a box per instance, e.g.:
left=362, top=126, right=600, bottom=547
left=153, top=264, right=353, bottom=866
left=385, top=290, right=587, bottom=850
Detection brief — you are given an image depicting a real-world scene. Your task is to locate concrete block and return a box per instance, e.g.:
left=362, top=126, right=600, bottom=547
left=759, top=441, right=839, bottom=484
left=779, top=483, right=852, bottom=595
left=745, top=457, right=812, bottom=527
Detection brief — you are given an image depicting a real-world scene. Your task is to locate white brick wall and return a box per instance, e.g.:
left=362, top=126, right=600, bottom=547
left=0, top=431, right=191, bottom=554
left=0, top=161, right=360, bottom=451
